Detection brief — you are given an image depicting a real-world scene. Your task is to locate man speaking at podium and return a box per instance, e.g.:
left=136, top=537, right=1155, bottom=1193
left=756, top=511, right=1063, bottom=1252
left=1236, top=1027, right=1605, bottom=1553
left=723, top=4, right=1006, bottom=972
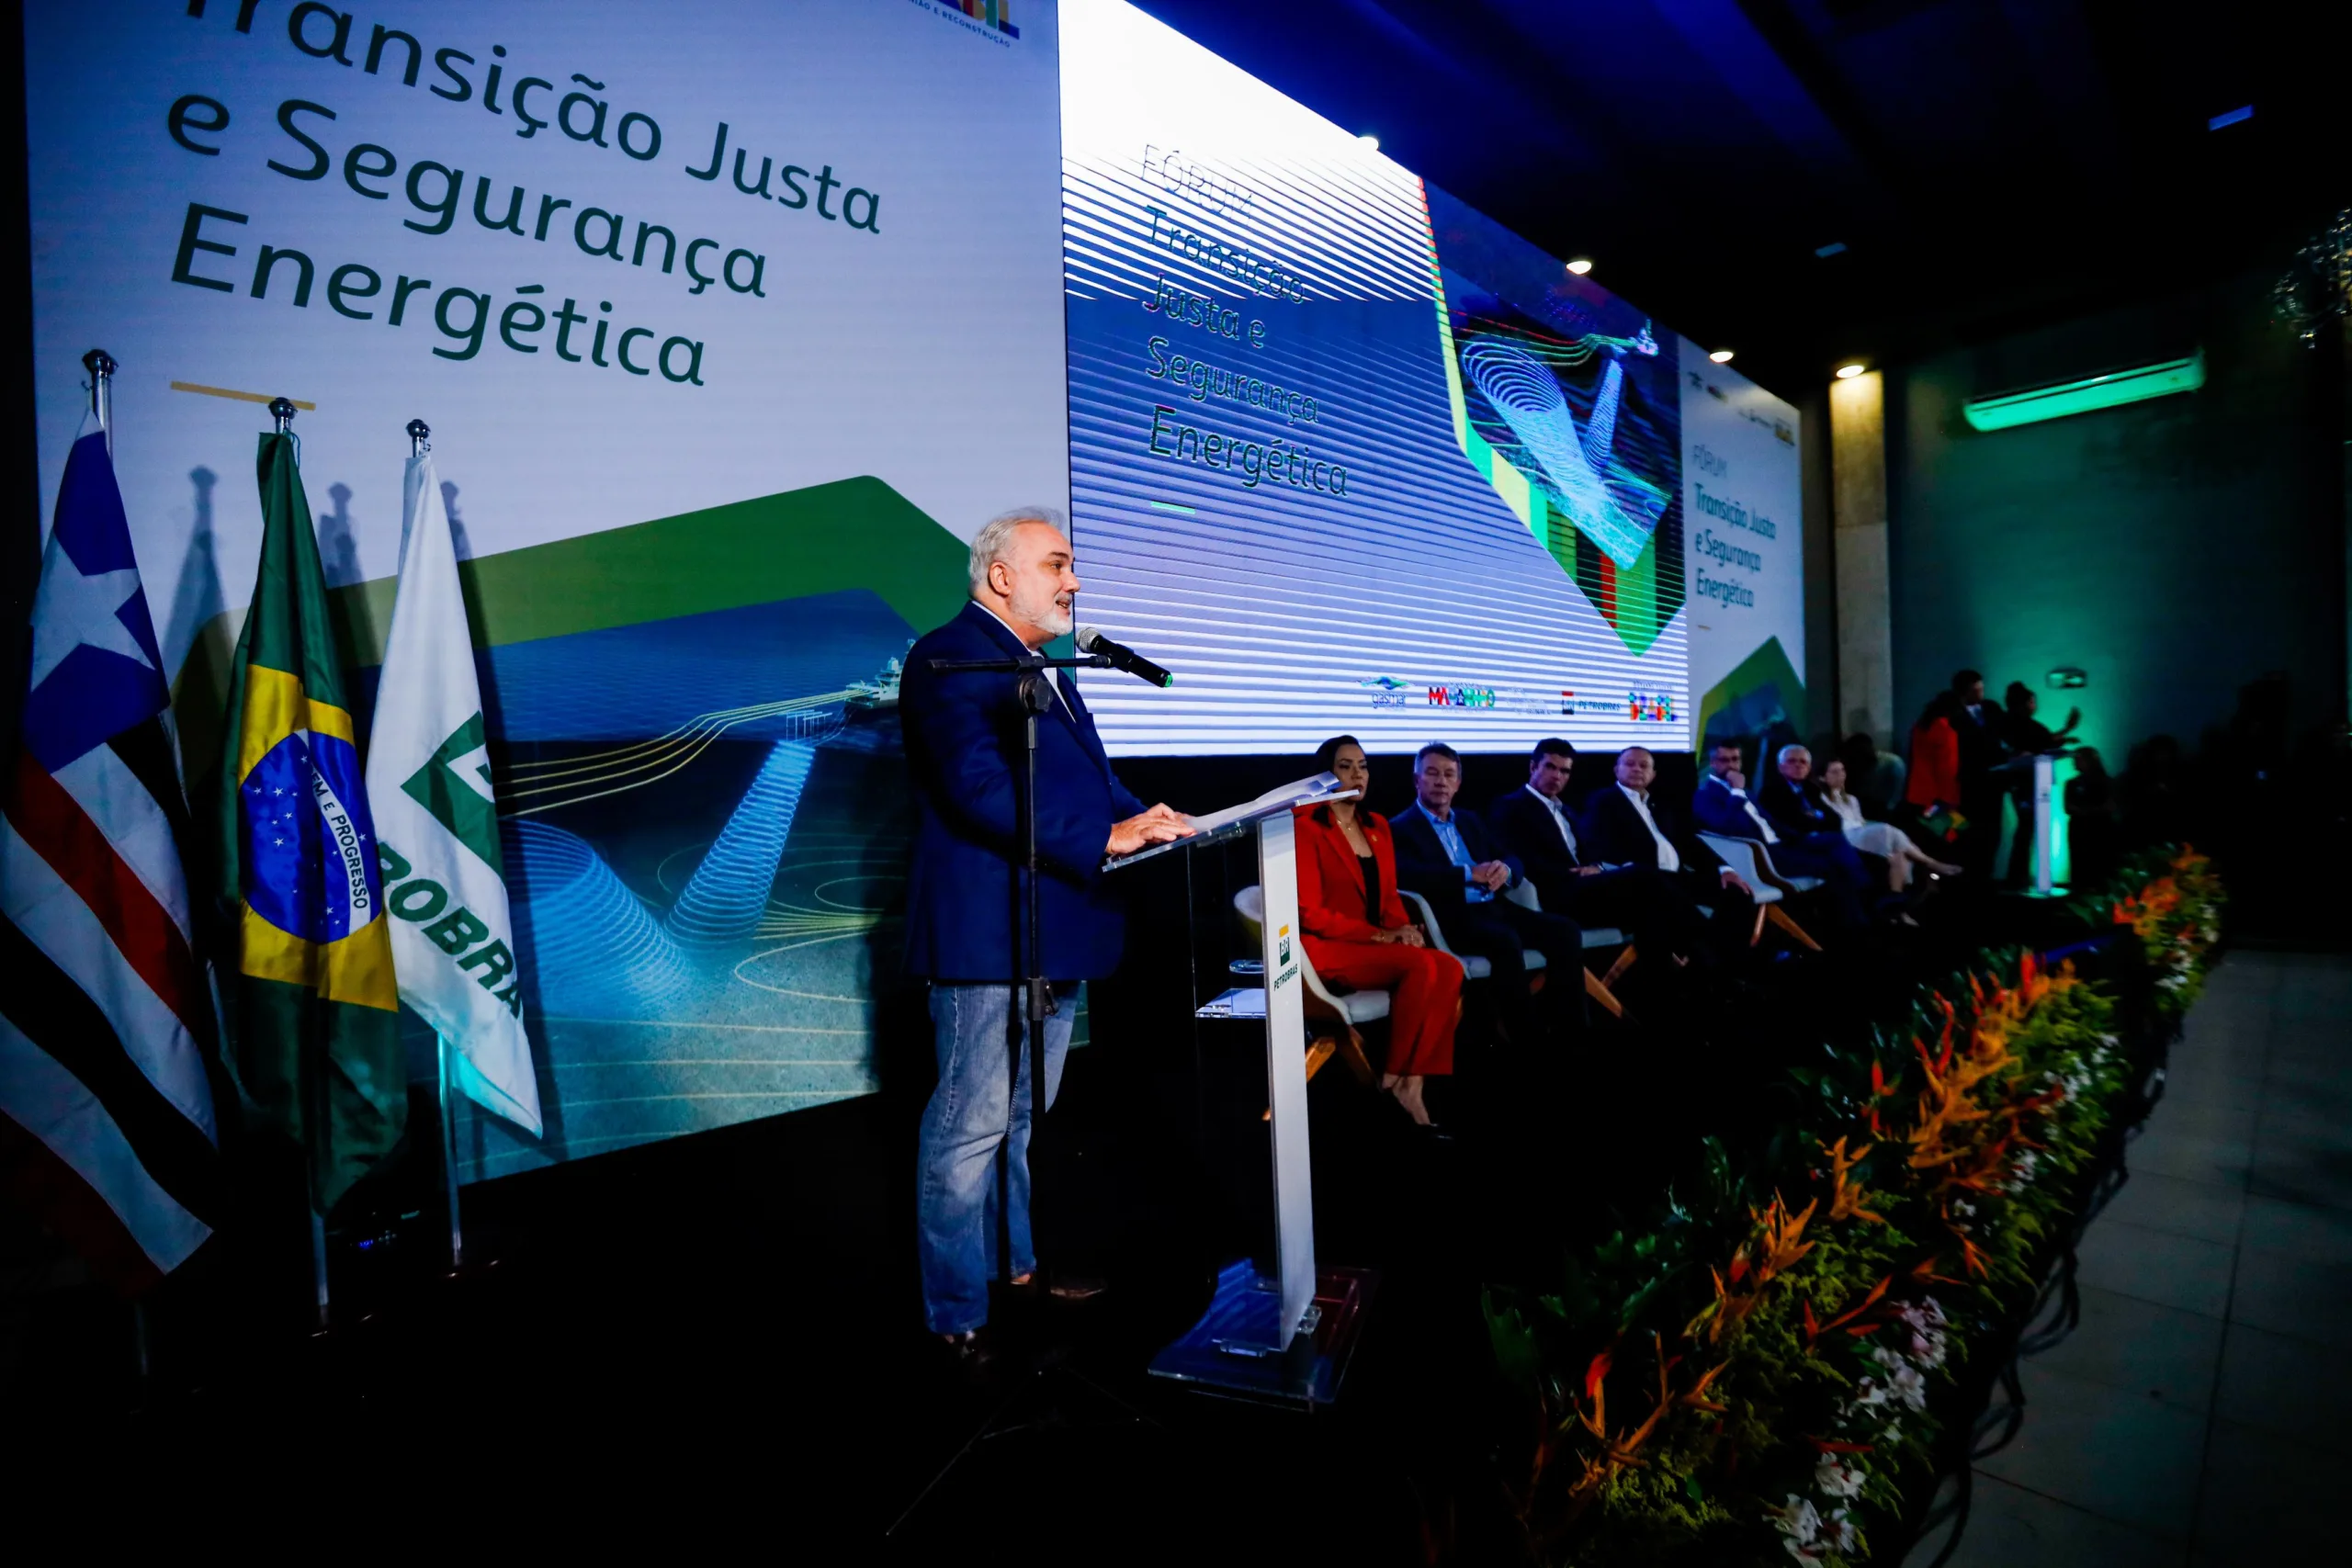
left=900, top=506, right=1191, bottom=1365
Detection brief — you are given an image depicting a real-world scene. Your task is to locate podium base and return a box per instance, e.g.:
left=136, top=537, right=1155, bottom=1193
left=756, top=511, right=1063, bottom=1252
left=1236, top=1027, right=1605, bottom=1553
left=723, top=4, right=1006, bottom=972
left=1148, top=1259, right=1375, bottom=1407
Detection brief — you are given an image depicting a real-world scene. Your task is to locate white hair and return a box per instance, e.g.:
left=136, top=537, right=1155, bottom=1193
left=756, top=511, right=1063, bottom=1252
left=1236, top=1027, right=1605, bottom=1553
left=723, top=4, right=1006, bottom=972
left=967, top=505, right=1068, bottom=596
left=1778, top=742, right=1812, bottom=764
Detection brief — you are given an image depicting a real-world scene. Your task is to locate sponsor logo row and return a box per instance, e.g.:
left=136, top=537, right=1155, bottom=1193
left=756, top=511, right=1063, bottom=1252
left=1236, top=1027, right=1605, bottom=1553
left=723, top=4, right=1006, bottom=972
left=1357, top=677, right=1676, bottom=723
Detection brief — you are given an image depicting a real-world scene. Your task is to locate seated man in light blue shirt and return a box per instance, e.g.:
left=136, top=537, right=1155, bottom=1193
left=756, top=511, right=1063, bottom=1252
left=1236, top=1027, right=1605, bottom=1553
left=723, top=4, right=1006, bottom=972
left=1388, top=742, right=1584, bottom=1040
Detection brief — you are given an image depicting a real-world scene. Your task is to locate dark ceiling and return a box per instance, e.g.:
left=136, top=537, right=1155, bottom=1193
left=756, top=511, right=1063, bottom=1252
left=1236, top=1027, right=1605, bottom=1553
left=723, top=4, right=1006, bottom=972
left=1135, top=0, right=2349, bottom=401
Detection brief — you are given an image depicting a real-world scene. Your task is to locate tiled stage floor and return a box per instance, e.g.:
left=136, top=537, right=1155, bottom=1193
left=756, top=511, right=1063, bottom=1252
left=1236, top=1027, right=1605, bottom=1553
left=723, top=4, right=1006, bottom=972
left=1906, top=949, right=2350, bottom=1566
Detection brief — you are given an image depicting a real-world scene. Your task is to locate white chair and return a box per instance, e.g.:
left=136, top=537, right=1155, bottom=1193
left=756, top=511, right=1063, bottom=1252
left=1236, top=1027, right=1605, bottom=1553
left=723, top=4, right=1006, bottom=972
left=1697, top=833, right=1823, bottom=951
left=1399, top=886, right=1632, bottom=1019
left=1508, top=880, right=1634, bottom=1017
left=1518, top=880, right=1640, bottom=990
left=1233, top=886, right=1376, bottom=1087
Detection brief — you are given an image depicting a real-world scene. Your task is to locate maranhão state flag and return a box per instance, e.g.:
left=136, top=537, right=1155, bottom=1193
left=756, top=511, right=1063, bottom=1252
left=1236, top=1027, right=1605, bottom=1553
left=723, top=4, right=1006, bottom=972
left=210, top=429, right=404, bottom=1214
left=1, top=430, right=222, bottom=1290
left=365, top=446, right=541, bottom=1135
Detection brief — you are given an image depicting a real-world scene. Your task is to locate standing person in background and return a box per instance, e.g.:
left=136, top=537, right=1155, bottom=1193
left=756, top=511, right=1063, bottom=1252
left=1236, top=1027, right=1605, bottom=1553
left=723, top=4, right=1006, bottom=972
left=1838, top=731, right=1907, bottom=816
left=1948, top=670, right=2009, bottom=878
left=1905, top=692, right=1967, bottom=854
left=2064, top=748, right=2121, bottom=889
left=1293, top=737, right=1463, bottom=1129
left=2001, top=682, right=2082, bottom=885
left=900, top=507, right=1193, bottom=1370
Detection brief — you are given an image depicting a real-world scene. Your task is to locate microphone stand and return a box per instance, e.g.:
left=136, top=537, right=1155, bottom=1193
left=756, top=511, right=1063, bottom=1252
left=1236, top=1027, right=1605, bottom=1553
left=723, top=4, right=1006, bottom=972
left=921, top=649, right=1114, bottom=1300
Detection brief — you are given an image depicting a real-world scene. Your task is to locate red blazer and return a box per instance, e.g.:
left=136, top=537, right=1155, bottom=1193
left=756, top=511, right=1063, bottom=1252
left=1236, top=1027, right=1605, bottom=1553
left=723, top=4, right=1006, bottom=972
left=1906, top=716, right=1961, bottom=810
left=1295, top=806, right=1411, bottom=942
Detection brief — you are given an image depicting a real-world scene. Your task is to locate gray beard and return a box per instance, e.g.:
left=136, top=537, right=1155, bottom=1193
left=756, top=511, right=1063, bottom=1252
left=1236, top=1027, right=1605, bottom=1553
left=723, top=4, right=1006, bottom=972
left=1013, top=589, right=1073, bottom=638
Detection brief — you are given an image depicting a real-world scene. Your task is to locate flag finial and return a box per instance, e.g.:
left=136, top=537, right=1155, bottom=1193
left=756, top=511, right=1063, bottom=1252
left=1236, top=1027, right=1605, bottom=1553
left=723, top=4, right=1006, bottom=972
left=406, top=418, right=431, bottom=456
left=82, top=348, right=115, bottom=433
left=268, top=396, right=296, bottom=434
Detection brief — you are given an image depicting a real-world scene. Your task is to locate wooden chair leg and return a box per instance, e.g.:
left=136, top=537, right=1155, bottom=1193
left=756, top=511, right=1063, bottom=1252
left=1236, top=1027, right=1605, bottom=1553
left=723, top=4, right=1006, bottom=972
left=1601, top=944, right=1637, bottom=988
left=1336, top=1026, right=1376, bottom=1086
left=1582, top=966, right=1627, bottom=1019
left=1765, top=904, right=1824, bottom=952
left=1304, top=1035, right=1338, bottom=1083
left=1270, top=1035, right=1341, bottom=1122
left=1750, top=905, right=1769, bottom=946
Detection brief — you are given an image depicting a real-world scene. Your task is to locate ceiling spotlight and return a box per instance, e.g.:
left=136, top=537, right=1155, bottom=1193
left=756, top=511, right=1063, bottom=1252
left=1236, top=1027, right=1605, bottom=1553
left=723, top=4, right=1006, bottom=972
left=1566, top=257, right=1593, bottom=276
left=1709, top=348, right=1736, bottom=365
left=1358, top=133, right=1380, bottom=151
left=1835, top=362, right=1868, bottom=380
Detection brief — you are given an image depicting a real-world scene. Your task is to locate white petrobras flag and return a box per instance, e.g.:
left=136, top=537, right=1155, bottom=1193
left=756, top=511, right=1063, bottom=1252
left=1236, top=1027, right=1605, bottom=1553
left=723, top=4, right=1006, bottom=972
left=366, top=452, right=542, bottom=1136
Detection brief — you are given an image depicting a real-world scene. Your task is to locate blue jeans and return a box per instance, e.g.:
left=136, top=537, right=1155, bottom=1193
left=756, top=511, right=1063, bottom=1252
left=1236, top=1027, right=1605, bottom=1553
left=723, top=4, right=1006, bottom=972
left=916, top=981, right=1074, bottom=1335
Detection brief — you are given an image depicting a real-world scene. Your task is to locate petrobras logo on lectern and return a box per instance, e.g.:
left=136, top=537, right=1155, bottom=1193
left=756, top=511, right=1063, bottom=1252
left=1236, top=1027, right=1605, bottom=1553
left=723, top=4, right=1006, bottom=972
left=1277, top=923, right=1293, bottom=967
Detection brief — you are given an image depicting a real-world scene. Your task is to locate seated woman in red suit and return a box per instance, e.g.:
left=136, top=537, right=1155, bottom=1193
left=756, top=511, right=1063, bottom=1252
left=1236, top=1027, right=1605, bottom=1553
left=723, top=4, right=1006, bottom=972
left=1294, top=735, right=1464, bottom=1127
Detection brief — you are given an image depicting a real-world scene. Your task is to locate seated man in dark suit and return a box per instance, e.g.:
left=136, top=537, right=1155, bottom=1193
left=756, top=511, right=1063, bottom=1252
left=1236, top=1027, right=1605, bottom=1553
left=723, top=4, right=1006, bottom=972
left=1389, top=741, right=1583, bottom=1040
left=1694, top=741, right=1870, bottom=930
left=1582, top=746, right=1758, bottom=949
left=1486, top=737, right=1716, bottom=968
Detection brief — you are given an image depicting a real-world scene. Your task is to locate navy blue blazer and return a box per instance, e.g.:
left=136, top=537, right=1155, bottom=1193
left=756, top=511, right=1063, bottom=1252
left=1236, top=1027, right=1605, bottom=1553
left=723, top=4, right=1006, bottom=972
left=899, top=601, right=1146, bottom=982
left=1692, top=774, right=1778, bottom=842
left=1388, top=801, right=1523, bottom=921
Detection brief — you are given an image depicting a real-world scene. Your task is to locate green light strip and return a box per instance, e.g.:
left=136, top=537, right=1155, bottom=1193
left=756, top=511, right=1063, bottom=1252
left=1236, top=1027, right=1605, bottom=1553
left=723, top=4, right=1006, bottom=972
left=1963, top=350, right=2205, bottom=431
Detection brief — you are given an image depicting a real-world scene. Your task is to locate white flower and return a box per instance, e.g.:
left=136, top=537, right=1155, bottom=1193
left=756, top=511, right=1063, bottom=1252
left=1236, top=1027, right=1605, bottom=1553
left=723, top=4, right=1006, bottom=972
left=1770, top=1494, right=1822, bottom=1545
left=1815, top=1454, right=1867, bottom=1497
left=1889, top=1363, right=1928, bottom=1410
left=1826, top=1510, right=1859, bottom=1551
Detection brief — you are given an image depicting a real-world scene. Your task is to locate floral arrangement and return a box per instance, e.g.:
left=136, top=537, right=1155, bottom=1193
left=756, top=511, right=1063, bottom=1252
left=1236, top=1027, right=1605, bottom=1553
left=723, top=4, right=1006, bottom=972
left=2097, top=845, right=2223, bottom=1020
left=1485, top=848, right=2217, bottom=1566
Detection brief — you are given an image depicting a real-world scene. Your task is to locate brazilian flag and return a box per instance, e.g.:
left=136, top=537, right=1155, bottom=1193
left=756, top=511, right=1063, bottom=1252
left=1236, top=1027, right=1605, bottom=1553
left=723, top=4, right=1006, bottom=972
left=213, top=432, right=404, bottom=1213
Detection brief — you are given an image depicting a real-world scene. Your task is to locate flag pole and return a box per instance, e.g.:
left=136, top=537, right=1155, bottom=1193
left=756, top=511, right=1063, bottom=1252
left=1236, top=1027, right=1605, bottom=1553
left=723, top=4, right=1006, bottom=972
left=437, top=1033, right=466, bottom=1272
left=405, top=417, right=470, bottom=1277
left=272, top=391, right=331, bottom=1334
left=310, top=1209, right=331, bottom=1333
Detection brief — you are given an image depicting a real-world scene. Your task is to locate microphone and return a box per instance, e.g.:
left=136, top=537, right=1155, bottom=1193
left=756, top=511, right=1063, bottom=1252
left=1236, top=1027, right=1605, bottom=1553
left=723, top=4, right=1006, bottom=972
left=1076, top=626, right=1175, bottom=688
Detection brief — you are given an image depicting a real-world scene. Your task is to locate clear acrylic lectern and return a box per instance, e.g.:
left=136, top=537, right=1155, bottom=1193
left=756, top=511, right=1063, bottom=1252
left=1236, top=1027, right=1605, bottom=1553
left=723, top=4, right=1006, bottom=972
left=1104, top=773, right=1374, bottom=1405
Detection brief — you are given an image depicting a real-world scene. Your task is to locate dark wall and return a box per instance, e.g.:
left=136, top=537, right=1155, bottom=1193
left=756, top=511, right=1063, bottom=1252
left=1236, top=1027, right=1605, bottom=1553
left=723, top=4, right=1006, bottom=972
left=1884, top=266, right=2346, bottom=770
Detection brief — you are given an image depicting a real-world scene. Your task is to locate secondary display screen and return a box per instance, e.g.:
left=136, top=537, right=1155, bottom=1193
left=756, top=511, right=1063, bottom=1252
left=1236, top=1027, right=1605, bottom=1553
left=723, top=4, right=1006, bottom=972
left=1062, top=0, right=1747, bottom=757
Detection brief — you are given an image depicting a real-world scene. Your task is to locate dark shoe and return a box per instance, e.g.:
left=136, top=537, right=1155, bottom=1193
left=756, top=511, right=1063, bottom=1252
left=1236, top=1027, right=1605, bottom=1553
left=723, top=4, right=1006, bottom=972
left=936, top=1326, right=998, bottom=1380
